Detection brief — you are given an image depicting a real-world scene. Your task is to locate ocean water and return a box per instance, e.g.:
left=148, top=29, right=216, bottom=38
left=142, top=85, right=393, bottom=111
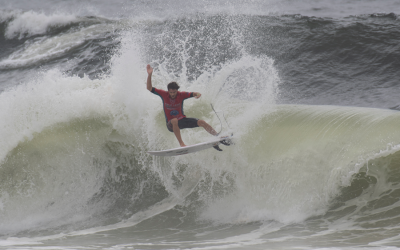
left=1, top=0, right=400, bottom=249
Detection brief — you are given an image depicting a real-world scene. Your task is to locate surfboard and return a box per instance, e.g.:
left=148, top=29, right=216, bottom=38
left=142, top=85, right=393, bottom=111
left=147, top=135, right=233, bottom=157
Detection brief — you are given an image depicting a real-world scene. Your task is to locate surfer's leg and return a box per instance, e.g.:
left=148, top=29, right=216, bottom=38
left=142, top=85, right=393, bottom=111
left=197, top=120, right=218, bottom=136
left=171, top=118, right=186, bottom=147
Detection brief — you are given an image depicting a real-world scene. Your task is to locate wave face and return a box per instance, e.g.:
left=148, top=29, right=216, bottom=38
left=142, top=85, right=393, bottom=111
left=1, top=0, right=400, bottom=249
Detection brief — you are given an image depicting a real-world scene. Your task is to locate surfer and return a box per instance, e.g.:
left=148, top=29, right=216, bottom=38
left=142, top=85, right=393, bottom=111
left=146, top=64, right=219, bottom=147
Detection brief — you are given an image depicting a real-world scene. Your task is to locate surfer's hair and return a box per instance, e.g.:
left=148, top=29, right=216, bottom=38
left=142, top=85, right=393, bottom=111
left=167, top=82, right=180, bottom=90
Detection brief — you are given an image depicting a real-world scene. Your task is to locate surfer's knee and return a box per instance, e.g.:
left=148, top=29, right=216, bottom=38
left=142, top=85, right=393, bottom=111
left=197, top=119, right=206, bottom=127
left=167, top=118, right=179, bottom=132
left=198, top=119, right=211, bottom=128
left=170, top=118, right=179, bottom=126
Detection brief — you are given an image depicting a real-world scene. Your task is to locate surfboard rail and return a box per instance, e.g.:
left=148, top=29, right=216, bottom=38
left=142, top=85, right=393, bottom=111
left=147, top=135, right=233, bottom=157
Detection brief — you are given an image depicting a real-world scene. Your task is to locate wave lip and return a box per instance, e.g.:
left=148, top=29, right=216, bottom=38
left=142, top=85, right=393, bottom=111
left=2, top=10, right=77, bottom=39
left=0, top=13, right=117, bottom=69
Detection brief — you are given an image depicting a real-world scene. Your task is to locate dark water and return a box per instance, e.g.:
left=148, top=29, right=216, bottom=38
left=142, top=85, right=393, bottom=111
left=1, top=0, right=400, bottom=249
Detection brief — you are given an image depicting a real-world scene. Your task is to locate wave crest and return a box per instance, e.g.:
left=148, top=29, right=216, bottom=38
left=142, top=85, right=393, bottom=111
left=2, top=10, right=77, bottom=39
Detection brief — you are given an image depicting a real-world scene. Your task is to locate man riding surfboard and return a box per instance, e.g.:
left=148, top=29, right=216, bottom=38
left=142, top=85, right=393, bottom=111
left=146, top=64, right=220, bottom=147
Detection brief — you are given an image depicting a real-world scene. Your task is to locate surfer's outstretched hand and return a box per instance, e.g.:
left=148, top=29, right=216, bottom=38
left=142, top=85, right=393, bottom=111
left=147, top=64, right=153, bottom=75
left=194, top=92, right=201, bottom=99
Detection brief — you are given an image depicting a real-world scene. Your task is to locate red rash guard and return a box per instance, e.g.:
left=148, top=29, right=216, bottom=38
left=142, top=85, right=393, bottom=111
left=151, top=87, right=194, bottom=123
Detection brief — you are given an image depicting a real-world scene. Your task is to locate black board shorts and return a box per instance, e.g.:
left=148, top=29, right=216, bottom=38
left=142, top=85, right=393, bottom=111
left=167, top=117, right=199, bottom=132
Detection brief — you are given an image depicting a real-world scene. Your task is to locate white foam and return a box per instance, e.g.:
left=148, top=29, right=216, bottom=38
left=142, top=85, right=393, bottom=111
left=0, top=69, right=120, bottom=235
left=0, top=9, right=19, bottom=22
left=0, top=237, right=42, bottom=246
left=0, top=22, right=114, bottom=68
left=5, top=10, right=77, bottom=39
left=0, top=69, right=112, bottom=163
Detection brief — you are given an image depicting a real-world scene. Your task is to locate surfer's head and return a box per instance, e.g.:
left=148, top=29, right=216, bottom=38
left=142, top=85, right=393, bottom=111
left=167, top=82, right=180, bottom=90
left=167, top=82, right=180, bottom=99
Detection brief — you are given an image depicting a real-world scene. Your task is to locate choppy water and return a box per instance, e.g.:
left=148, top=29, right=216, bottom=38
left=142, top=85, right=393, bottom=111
left=1, top=0, right=400, bottom=249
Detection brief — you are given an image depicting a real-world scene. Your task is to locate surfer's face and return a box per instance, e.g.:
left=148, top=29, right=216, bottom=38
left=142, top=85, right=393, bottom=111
left=168, top=89, right=178, bottom=99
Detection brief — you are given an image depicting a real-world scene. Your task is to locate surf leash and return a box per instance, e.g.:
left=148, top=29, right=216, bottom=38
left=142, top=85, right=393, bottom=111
left=210, top=104, right=232, bottom=135
left=210, top=104, right=222, bottom=135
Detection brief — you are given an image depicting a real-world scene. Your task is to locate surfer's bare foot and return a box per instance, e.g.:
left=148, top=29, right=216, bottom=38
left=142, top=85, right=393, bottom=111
left=180, top=142, right=187, bottom=147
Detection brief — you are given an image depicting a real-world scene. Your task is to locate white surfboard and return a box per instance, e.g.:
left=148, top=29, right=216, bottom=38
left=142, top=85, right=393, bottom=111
left=147, top=135, right=233, bottom=157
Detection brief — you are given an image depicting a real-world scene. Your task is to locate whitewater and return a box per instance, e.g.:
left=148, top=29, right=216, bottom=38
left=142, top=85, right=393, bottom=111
left=1, top=0, right=400, bottom=249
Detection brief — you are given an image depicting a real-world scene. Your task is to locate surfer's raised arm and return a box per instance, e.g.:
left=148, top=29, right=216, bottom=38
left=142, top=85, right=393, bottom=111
left=146, top=64, right=153, bottom=91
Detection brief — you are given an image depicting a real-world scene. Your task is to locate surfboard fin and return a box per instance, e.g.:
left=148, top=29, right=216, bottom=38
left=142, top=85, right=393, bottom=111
left=220, top=139, right=232, bottom=146
left=213, top=145, right=223, bottom=151
left=219, top=134, right=233, bottom=146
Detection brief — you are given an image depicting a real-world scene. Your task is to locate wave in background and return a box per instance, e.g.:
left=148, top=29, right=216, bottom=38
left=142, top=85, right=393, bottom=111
left=0, top=9, right=120, bottom=92
left=2, top=9, right=400, bottom=107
